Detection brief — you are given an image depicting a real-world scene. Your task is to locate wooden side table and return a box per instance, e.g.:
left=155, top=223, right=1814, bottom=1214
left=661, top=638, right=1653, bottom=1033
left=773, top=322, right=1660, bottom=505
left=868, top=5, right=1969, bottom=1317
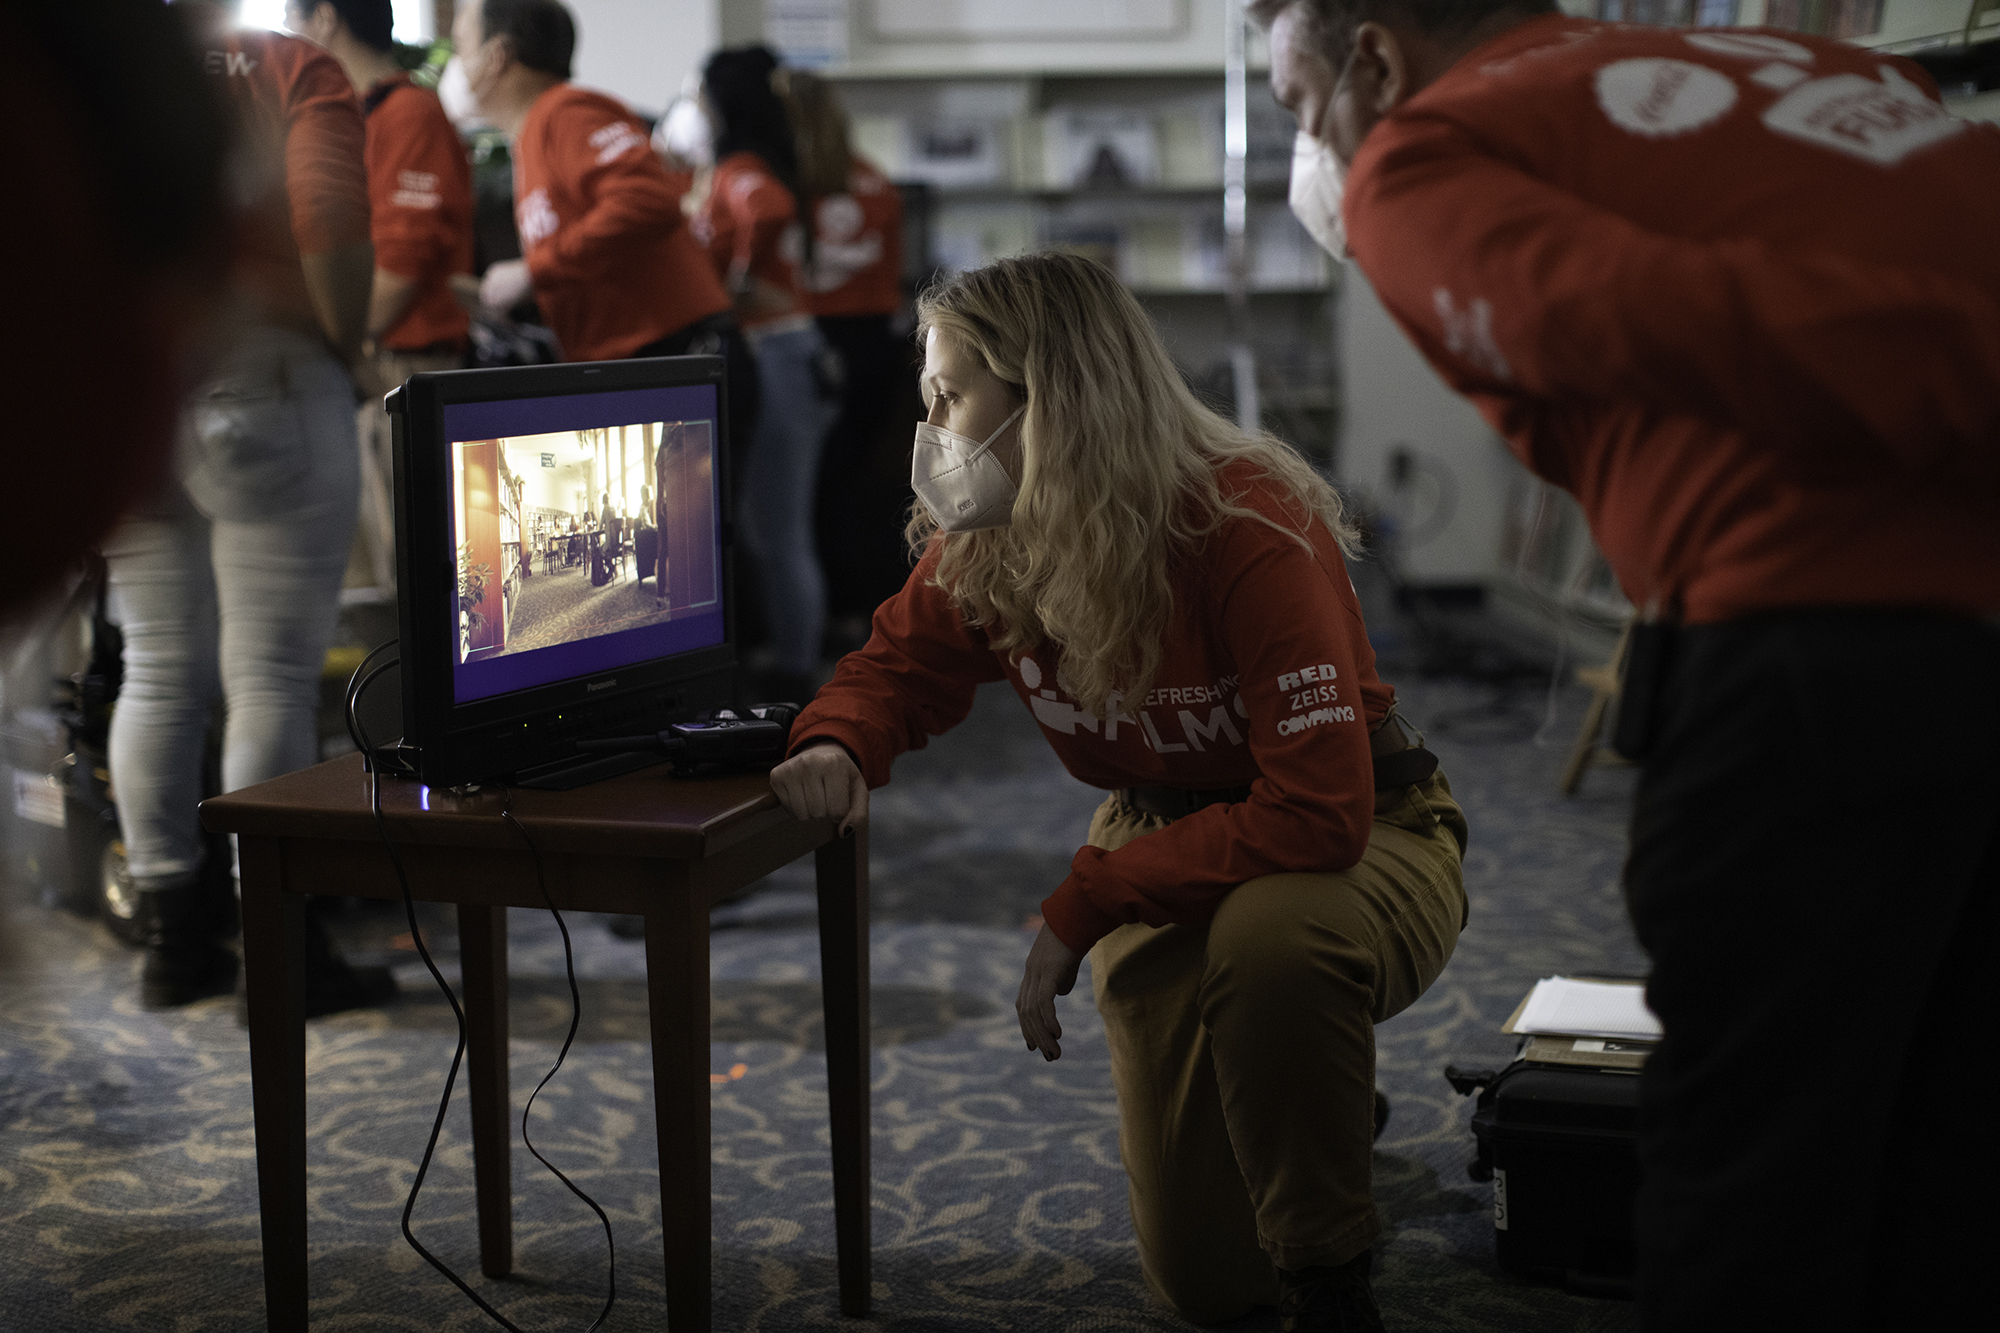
left=202, top=754, right=871, bottom=1332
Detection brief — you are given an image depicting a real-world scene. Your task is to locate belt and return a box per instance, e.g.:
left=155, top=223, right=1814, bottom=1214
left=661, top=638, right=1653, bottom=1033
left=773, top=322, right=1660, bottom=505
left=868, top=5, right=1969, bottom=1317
left=1116, top=711, right=1440, bottom=822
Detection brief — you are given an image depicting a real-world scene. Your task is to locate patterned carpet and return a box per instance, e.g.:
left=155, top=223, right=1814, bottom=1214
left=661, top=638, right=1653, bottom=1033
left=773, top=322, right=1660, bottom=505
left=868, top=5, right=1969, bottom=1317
left=0, top=663, right=1645, bottom=1333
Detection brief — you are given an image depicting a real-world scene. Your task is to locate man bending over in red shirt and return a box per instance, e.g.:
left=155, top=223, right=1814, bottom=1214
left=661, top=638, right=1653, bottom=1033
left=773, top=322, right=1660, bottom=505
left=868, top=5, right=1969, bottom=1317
left=450, top=0, right=757, bottom=511
left=1255, top=2, right=2000, bottom=1328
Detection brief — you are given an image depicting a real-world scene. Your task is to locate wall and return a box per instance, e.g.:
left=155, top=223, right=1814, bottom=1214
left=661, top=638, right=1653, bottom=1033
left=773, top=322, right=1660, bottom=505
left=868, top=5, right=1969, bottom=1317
left=568, top=0, right=720, bottom=114
left=1335, top=270, right=1522, bottom=589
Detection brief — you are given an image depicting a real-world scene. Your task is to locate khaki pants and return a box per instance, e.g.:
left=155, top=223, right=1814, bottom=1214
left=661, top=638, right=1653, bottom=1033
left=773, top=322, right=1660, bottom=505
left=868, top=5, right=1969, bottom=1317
left=1088, top=769, right=1469, bottom=1323
left=347, top=347, right=461, bottom=593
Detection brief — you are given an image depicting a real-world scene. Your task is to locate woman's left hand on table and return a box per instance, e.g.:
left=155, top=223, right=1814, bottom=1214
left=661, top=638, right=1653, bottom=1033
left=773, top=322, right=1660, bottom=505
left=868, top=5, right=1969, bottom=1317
left=1016, top=923, right=1083, bottom=1062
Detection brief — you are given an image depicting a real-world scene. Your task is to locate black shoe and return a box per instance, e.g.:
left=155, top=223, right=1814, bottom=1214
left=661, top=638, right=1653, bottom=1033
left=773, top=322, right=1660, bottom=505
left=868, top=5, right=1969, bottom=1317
left=1373, top=1089, right=1391, bottom=1142
left=234, top=910, right=399, bottom=1024
left=139, top=879, right=241, bottom=1008
left=140, top=938, right=240, bottom=1008
left=300, top=959, right=398, bottom=1019
left=235, top=957, right=400, bottom=1025
left=1278, top=1253, right=1383, bottom=1333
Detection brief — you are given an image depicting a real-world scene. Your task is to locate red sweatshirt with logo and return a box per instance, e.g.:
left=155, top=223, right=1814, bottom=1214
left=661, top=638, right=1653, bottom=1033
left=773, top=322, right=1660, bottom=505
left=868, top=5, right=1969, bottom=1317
left=800, top=156, right=904, bottom=318
left=512, top=84, right=728, bottom=361
left=789, top=465, right=1397, bottom=955
left=363, top=75, right=473, bottom=350
left=693, top=150, right=805, bottom=329
left=1346, top=17, right=2000, bottom=623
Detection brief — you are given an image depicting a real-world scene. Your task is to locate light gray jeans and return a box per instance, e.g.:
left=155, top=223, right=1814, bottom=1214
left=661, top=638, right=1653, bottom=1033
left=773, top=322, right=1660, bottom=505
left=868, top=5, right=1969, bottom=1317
left=104, top=327, right=359, bottom=885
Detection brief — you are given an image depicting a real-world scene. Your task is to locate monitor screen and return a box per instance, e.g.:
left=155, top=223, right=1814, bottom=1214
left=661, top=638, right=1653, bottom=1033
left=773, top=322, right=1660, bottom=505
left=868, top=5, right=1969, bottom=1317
left=443, top=384, right=724, bottom=705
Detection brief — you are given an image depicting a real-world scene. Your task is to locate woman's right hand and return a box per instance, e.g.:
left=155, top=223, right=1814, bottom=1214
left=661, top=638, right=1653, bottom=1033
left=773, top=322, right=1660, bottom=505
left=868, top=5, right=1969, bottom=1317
left=769, top=740, right=869, bottom=835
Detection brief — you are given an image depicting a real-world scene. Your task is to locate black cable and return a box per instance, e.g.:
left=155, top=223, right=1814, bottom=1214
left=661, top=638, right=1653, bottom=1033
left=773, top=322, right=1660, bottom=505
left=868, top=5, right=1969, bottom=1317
left=496, top=784, right=617, bottom=1330
left=347, top=660, right=401, bottom=767
left=349, top=658, right=615, bottom=1332
left=343, top=640, right=401, bottom=759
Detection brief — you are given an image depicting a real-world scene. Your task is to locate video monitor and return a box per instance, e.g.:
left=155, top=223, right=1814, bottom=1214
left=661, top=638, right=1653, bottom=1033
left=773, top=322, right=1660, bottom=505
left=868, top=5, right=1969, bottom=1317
left=449, top=407, right=722, bottom=700
left=389, top=357, right=736, bottom=789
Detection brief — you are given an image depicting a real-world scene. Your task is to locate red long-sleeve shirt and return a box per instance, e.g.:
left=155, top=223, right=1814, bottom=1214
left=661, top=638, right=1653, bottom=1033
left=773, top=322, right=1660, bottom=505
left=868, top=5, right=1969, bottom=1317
left=790, top=466, right=1397, bottom=955
left=363, top=75, right=473, bottom=350
left=800, top=156, right=904, bottom=318
left=693, top=151, right=805, bottom=329
left=1347, top=17, right=2000, bottom=623
left=512, top=84, right=729, bottom=361
left=207, top=28, right=371, bottom=335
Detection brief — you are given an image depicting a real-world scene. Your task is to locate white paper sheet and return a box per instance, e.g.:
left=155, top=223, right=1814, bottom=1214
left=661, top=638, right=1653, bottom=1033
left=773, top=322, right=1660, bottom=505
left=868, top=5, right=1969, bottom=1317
left=1513, top=977, right=1662, bottom=1041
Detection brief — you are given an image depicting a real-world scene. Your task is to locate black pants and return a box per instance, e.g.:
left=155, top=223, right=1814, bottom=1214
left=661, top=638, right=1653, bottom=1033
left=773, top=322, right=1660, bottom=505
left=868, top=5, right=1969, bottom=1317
left=1625, top=609, right=1999, bottom=1330
left=814, top=313, right=922, bottom=620
left=631, top=312, right=759, bottom=497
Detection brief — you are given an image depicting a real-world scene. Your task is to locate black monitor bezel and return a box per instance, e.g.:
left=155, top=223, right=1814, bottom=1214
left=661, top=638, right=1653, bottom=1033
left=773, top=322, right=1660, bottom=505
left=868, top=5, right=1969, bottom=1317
left=388, top=355, right=734, bottom=787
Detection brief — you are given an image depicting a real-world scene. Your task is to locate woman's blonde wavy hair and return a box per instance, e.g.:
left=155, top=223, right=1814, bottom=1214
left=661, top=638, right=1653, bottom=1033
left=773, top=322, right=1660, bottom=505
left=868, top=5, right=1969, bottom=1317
left=908, top=251, right=1361, bottom=719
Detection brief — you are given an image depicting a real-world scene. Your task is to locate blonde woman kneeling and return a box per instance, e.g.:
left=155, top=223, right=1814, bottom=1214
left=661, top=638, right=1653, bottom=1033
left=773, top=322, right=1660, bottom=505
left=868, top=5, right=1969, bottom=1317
left=770, top=253, right=1468, bottom=1333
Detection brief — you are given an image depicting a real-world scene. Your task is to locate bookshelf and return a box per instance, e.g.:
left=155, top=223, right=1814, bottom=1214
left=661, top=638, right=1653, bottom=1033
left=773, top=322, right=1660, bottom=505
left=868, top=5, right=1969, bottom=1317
left=833, top=64, right=1341, bottom=461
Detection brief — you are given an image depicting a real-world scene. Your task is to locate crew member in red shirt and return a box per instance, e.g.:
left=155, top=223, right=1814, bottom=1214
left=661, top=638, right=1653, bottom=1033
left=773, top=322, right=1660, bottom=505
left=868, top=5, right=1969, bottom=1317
left=695, top=46, right=836, bottom=702
left=288, top=0, right=475, bottom=593
left=770, top=253, right=1468, bottom=1331
left=450, top=0, right=758, bottom=602
left=451, top=0, right=741, bottom=366
left=108, top=3, right=385, bottom=1014
left=782, top=68, right=913, bottom=631
left=1258, top=1, right=2000, bottom=1326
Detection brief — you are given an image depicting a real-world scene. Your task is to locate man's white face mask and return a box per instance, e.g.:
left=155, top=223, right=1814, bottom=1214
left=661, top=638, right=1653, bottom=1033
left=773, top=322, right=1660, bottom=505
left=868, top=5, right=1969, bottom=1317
left=653, top=96, right=713, bottom=167
left=910, top=404, right=1027, bottom=533
left=1289, top=130, right=1349, bottom=261
left=437, top=56, right=487, bottom=131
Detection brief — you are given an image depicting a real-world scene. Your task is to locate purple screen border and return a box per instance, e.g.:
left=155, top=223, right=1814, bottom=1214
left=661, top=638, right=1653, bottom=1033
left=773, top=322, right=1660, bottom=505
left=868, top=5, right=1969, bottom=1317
left=444, top=385, right=725, bottom=705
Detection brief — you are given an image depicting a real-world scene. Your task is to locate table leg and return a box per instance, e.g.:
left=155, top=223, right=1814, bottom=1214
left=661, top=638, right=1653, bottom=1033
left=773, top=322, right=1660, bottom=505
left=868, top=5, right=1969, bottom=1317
left=645, top=887, right=713, bottom=1332
left=458, top=903, right=513, bottom=1279
left=816, top=824, right=873, bottom=1317
left=240, top=836, right=308, bottom=1333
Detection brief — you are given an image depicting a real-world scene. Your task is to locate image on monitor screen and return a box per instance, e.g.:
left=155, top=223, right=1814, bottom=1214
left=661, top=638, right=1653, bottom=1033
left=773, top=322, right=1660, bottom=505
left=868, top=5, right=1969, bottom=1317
left=446, top=391, right=725, bottom=704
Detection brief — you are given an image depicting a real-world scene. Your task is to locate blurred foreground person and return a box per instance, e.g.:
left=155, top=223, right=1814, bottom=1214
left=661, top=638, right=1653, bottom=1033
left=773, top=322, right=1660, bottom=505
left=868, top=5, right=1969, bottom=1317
left=288, top=0, right=475, bottom=593
left=771, top=254, right=1466, bottom=1332
left=1259, top=1, right=2000, bottom=1327
left=1, top=0, right=232, bottom=625
left=697, top=45, right=832, bottom=702
left=105, top=1, right=376, bottom=1011
left=782, top=68, right=913, bottom=631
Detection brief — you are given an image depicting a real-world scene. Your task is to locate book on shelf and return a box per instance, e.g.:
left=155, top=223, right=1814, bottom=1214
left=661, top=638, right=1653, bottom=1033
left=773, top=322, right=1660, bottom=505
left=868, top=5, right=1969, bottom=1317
left=1042, top=107, right=1162, bottom=189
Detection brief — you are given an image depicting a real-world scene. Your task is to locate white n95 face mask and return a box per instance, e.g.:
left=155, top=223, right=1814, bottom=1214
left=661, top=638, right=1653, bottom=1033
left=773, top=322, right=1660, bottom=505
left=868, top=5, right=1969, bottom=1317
left=1290, top=130, right=1349, bottom=261
left=911, top=404, right=1026, bottom=533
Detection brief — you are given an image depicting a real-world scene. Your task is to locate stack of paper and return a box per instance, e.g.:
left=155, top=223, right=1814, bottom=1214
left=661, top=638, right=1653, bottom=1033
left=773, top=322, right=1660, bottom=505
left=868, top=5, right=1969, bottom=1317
left=1512, top=977, right=1662, bottom=1041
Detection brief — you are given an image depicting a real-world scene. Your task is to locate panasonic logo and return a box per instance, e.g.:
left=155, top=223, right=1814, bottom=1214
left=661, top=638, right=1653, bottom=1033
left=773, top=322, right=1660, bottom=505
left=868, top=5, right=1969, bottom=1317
left=586, top=679, right=617, bottom=692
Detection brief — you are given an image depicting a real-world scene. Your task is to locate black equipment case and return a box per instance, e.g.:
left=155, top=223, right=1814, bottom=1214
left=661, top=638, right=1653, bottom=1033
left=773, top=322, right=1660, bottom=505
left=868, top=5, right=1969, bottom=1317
left=1446, top=1054, right=1643, bottom=1299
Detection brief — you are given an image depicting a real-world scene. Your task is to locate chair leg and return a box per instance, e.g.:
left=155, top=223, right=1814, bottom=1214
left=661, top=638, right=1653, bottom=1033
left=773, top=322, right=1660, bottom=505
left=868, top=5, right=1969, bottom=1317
left=1562, top=690, right=1613, bottom=796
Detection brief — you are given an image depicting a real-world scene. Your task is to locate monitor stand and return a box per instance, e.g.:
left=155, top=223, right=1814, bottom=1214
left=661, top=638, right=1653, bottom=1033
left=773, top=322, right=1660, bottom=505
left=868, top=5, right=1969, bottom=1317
left=514, top=749, right=670, bottom=790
